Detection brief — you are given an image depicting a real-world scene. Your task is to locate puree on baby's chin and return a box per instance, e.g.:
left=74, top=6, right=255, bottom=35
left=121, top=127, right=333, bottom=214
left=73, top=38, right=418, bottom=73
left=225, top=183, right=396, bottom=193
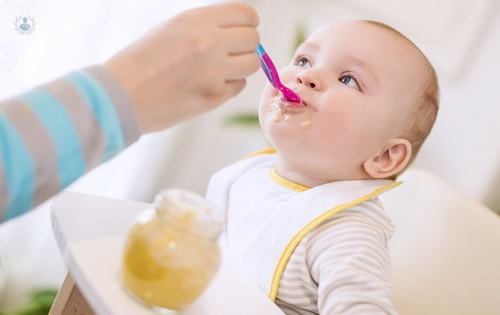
left=268, top=96, right=313, bottom=128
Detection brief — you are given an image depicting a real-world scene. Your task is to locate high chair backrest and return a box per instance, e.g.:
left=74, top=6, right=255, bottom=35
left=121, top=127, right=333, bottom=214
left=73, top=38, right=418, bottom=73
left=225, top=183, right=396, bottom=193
left=381, top=169, right=500, bottom=315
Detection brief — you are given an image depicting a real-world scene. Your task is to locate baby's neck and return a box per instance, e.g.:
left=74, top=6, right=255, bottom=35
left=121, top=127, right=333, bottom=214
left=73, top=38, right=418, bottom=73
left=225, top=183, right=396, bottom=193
left=273, top=165, right=373, bottom=188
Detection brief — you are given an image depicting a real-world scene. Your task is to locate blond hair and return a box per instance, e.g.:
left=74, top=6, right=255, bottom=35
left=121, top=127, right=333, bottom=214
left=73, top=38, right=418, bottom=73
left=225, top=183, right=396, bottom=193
left=366, top=21, right=440, bottom=169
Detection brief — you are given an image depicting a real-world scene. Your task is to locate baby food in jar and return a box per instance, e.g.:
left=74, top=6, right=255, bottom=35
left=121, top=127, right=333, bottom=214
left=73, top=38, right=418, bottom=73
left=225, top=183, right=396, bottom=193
left=121, top=189, right=224, bottom=311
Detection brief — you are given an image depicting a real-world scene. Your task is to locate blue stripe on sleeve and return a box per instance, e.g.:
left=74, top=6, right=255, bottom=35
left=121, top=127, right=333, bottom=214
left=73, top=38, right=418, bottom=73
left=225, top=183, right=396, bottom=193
left=66, top=71, right=125, bottom=162
left=21, top=89, right=86, bottom=188
left=0, top=112, right=35, bottom=221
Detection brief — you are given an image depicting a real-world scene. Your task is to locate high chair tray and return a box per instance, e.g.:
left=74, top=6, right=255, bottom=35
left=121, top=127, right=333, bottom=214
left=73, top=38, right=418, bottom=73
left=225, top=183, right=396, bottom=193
left=51, top=191, right=285, bottom=315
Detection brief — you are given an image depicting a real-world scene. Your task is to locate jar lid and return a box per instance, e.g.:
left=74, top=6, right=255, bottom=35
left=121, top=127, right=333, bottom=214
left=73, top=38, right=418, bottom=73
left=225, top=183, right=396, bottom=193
left=154, top=189, right=225, bottom=239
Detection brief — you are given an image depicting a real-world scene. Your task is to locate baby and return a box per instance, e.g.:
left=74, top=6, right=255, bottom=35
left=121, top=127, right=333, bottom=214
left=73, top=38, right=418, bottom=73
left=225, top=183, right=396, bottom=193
left=207, top=20, right=439, bottom=314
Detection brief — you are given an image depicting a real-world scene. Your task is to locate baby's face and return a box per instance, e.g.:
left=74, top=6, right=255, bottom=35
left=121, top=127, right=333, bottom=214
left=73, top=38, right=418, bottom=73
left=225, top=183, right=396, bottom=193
left=259, top=20, right=428, bottom=184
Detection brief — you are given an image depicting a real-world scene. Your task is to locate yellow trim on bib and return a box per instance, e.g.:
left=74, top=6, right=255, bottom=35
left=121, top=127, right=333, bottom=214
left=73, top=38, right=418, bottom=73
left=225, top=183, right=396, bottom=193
left=246, top=147, right=277, bottom=158
left=248, top=148, right=310, bottom=192
left=269, top=168, right=310, bottom=192
left=268, top=180, right=402, bottom=301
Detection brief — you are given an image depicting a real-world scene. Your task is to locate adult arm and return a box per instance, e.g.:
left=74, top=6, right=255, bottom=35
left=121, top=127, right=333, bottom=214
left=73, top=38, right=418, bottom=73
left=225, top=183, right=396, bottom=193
left=0, top=66, right=139, bottom=221
left=0, top=3, right=260, bottom=222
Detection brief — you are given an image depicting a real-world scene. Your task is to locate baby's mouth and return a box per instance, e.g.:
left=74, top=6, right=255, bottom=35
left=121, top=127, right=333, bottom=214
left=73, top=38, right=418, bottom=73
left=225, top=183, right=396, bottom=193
left=269, top=94, right=313, bottom=128
left=278, top=95, right=307, bottom=112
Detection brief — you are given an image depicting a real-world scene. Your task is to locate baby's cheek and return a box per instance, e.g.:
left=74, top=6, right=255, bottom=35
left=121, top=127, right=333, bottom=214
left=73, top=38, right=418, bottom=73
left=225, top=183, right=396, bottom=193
left=257, top=108, right=267, bottom=132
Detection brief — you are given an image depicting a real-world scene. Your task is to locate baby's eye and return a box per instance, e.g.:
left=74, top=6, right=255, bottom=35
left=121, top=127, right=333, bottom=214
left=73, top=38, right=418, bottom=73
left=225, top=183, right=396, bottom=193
left=339, top=75, right=360, bottom=90
left=293, top=55, right=311, bottom=68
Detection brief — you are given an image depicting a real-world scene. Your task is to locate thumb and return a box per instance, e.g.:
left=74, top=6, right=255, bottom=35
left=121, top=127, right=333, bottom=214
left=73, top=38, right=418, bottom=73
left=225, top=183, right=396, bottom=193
left=220, top=79, right=247, bottom=103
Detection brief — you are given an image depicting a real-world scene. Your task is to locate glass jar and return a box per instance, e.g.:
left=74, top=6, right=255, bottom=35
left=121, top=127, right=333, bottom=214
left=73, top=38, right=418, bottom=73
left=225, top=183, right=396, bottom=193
left=121, top=189, right=224, bottom=311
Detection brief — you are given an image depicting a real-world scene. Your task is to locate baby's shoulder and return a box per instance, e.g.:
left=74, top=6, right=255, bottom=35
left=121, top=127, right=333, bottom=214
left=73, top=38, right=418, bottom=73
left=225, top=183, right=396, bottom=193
left=306, top=197, right=395, bottom=244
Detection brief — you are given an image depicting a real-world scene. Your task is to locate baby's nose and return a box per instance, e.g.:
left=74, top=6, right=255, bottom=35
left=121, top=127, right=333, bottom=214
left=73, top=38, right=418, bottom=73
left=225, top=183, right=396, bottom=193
left=295, top=70, right=320, bottom=90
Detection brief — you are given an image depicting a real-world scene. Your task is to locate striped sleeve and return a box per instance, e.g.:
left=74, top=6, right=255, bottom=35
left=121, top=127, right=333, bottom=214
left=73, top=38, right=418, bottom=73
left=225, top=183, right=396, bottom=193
left=0, top=65, right=141, bottom=222
left=276, top=198, right=398, bottom=315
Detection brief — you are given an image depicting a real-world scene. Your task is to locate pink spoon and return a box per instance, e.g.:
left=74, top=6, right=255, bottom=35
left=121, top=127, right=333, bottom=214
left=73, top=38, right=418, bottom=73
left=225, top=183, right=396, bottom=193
left=256, top=43, right=303, bottom=104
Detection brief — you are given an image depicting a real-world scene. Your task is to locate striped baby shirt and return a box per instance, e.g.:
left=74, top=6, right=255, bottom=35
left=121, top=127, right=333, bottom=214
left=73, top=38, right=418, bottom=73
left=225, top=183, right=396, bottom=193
left=207, top=152, right=399, bottom=314
left=0, top=65, right=141, bottom=222
left=274, top=201, right=397, bottom=315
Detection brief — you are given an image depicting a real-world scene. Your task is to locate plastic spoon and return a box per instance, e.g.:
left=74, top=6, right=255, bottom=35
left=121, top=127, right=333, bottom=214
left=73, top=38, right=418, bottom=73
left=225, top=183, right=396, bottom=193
left=256, top=43, right=303, bottom=104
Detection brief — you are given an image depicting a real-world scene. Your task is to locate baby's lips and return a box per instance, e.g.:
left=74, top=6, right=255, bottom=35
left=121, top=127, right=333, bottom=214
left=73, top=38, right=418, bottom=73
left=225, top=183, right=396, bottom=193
left=278, top=98, right=307, bottom=113
left=286, top=101, right=306, bottom=108
left=280, top=95, right=306, bottom=107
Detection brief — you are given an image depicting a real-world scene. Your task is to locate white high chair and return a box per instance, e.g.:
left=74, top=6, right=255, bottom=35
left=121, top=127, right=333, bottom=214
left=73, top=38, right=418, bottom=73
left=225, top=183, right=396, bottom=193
left=381, top=169, right=500, bottom=315
left=2, top=168, right=500, bottom=314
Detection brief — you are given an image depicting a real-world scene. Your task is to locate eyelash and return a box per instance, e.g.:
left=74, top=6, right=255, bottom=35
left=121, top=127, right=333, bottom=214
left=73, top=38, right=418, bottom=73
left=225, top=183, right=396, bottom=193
left=292, top=55, right=363, bottom=91
left=339, top=72, right=363, bottom=91
left=293, top=55, right=311, bottom=67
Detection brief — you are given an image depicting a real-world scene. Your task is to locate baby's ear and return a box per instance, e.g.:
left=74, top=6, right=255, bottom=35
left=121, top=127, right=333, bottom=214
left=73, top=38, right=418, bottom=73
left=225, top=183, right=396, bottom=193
left=362, top=139, right=412, bottom=179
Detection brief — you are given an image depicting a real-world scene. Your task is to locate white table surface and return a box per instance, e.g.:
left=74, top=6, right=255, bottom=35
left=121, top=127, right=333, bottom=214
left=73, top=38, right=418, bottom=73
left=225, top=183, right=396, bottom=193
left=51, top=191, right=285, bottom=315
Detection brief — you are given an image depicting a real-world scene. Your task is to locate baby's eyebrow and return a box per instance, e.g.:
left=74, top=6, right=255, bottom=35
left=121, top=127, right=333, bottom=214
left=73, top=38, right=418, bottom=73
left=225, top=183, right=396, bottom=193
left=296, top=41, right=320, bottom=53
left=345, top=55, right=379, bottom=88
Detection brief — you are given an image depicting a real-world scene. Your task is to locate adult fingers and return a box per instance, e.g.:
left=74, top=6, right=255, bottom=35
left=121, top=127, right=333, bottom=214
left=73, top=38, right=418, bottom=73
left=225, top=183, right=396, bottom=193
left=215, top=79, right=248, bottom=105
left=205, top=3, right=259, bottom=27
left=221, top=26, right=260, bottom=55
left=224, top=53, right=261, bottom=81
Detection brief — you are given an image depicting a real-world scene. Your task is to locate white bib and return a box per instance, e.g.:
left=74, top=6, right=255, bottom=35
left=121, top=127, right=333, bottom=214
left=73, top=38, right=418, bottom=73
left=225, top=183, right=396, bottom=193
left=206, top=151, right=400, bottom=300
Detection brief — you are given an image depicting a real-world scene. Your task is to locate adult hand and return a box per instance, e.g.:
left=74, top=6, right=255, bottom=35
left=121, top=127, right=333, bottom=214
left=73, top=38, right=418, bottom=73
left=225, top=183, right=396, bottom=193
left=105, top=2, right=260, bottom=133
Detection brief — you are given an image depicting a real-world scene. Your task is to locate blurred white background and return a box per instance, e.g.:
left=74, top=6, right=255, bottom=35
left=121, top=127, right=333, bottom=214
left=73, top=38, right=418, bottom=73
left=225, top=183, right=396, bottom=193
left=0, top=0, right=499, bottom=310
